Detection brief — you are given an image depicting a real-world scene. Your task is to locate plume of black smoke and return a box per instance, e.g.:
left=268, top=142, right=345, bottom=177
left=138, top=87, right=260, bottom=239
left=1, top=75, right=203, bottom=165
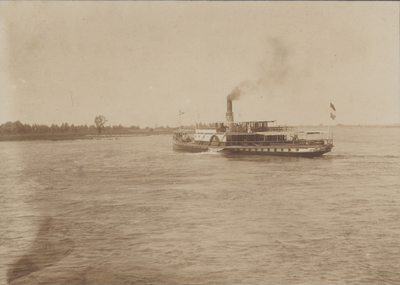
left=259, top=37, right=290, bottom=86
left=227, top=85, right=243, bottom=101
left=227, top=37, right=290, bottom=102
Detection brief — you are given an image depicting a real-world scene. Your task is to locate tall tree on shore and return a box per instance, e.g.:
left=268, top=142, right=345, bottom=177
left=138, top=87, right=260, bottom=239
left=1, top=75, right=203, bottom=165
left=94, top=115, right=107, bottom=135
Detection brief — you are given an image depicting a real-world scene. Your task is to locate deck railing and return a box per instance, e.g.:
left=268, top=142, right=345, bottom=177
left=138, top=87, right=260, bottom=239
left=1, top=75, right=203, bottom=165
left=224, top=139, right=333, bottom=147
left=231, top=126, right=294, bottom=133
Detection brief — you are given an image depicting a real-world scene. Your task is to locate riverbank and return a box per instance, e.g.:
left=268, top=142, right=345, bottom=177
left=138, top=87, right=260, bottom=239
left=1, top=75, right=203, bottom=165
left=0, top=130, right=173, bottom=142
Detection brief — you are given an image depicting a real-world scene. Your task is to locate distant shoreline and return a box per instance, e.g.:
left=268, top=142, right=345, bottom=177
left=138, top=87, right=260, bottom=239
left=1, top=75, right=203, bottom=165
left=0, top=130, right=173, bottom=142
left=297, top=125, right=400, bottom=129
left=1, top=124, right=399, bottom=142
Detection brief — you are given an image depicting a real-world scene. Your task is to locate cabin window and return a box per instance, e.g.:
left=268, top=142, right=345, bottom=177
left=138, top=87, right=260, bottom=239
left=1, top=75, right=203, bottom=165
left=274, top=148, right=277, bottom=152
left=240, top=148, right=243, bottom=151
left=281, top=148, right=284, bottom=152
left=251, top=148, right=256, bottom=151
left=267, top=148, right=270, bottom=152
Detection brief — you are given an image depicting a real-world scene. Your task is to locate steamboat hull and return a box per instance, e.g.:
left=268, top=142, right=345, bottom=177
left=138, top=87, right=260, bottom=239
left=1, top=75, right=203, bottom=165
left=173, top=139, right=332, bottom=157
left=221, top=146, right=332, bottom=158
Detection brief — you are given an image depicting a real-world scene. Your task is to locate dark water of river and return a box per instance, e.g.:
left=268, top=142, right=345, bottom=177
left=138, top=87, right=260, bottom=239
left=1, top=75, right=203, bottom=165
left=1, top=126, right=399, bottom=284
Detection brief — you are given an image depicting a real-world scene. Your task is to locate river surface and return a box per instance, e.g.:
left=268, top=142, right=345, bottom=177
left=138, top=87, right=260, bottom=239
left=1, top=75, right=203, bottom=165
left=1, top=126, right=399, bottom=284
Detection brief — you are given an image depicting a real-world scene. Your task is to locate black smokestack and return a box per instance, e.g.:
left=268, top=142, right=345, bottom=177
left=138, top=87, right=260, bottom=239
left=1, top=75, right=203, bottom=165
left=225, top=84, right=246, bottom=132
left=226, top=97, right=234, bottom=132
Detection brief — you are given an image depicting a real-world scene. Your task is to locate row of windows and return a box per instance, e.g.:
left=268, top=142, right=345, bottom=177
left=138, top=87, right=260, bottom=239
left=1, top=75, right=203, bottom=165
left=227, top=135, right=287, bottom=142
left=234, top=148, right=300, bottom=152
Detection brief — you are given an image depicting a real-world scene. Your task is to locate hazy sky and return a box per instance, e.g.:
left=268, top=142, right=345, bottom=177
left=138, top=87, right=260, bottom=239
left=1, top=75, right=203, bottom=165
left=0, top=1, right=398, bottom=127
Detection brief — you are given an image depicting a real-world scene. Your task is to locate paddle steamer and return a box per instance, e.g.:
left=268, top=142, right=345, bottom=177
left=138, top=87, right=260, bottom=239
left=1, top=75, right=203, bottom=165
left=173, top=99, right=333, bottom=157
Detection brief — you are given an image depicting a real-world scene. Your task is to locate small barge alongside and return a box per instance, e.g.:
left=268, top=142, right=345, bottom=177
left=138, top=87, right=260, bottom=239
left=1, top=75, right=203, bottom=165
left=173, top=99, right=333, bottom=157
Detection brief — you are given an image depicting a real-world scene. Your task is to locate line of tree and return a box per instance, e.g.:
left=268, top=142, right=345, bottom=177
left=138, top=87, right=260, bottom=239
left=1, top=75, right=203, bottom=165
left=0, top=121, right=231, bottom=136
left=0, top=116, right=208, bottom=136
left=0, top=121, right=143, bottom=136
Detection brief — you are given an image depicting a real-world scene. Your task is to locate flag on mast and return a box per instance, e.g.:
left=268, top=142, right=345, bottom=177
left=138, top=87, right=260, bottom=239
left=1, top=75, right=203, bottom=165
left=330, top=102, right=336, bottom=120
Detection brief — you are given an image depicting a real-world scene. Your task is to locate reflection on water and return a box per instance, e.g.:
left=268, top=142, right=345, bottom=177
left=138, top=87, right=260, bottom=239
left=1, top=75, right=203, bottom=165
left=7, top=217, right=74, bottom=283
left=1, top=128, right=399, bottom=284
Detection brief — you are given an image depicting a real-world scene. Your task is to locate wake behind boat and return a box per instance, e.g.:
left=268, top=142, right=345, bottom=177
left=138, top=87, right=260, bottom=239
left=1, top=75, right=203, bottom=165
left=173, top=98, right=333, bottom=158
